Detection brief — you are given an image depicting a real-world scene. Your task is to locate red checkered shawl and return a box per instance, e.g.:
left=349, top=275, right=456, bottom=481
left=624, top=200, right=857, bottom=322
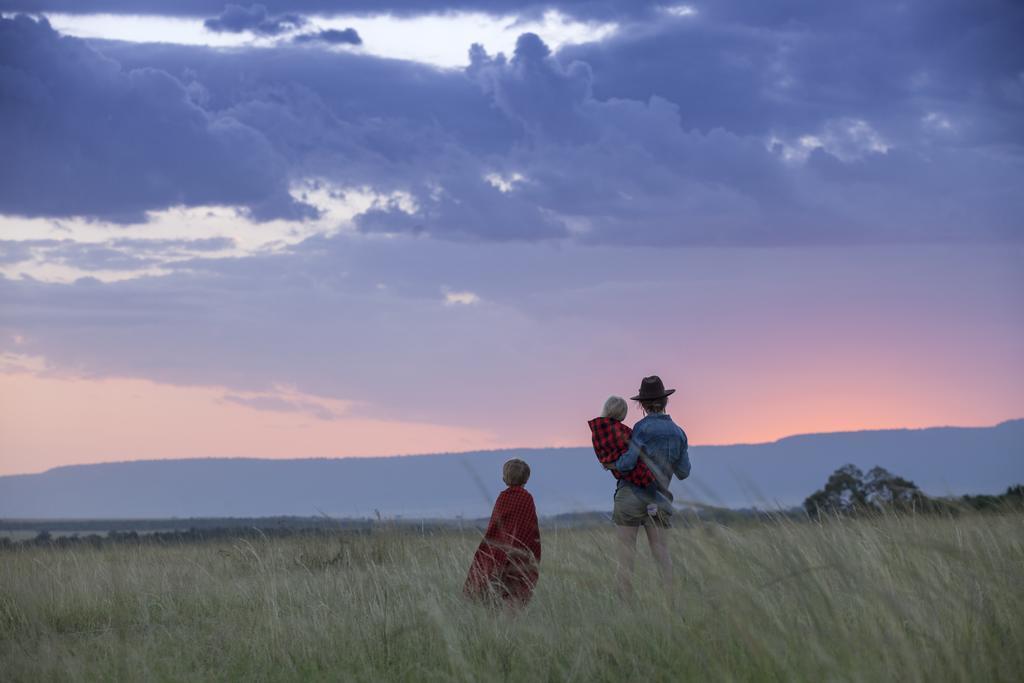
left=463, top=486, right=541, bottom=607
left=588, top=417, right=656, bottom=488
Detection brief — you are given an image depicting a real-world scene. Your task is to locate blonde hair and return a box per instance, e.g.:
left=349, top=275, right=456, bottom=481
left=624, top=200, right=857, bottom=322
left=601, top=395, right=628, bottom=422
left=503, top=458, right=531, bottom=487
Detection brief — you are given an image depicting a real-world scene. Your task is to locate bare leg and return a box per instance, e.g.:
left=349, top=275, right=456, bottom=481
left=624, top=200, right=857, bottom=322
left=615, top=525, right=639, bottom=600
left=643, top=523, right=673, bottom=589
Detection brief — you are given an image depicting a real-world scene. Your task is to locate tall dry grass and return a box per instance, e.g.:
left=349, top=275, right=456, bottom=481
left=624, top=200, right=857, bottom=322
left=1, top=512, right=1021, bottom=681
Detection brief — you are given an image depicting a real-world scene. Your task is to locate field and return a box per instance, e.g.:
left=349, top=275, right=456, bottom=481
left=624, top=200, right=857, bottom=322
left=1, top=513, right=1022, bottom=682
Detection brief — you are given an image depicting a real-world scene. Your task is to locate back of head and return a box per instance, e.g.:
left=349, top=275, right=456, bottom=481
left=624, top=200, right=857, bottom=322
left=503, top=458, right=531, bottom=487
left=601, top=395, right=628, bottom=422
left=639, top=397, right=668, bottom=415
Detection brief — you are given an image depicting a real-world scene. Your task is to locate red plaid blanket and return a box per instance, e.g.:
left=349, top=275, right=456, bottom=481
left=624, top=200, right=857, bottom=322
left=588, top=417, right=656, bottom=488
left=463, top=486, right=541, bottom=607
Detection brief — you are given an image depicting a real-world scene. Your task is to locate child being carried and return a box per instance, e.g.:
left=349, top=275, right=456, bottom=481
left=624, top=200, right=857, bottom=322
left=587, top=395, right=658, bottom=490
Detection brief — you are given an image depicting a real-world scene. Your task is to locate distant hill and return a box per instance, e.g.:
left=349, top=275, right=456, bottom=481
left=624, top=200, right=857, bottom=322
left=1, top=420, right=1021, bottom=519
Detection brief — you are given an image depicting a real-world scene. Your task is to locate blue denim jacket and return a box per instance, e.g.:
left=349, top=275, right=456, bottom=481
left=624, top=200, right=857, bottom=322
left=612, top=413, right=690, bottom=499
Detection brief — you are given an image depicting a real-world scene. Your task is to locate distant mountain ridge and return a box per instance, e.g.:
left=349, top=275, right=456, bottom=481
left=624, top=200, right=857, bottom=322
left=2, top=420, right=1021, bottom=519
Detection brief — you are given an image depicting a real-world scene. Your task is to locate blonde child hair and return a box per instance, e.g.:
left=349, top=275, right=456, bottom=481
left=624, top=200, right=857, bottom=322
left=601, top=395, right=628, bottom=422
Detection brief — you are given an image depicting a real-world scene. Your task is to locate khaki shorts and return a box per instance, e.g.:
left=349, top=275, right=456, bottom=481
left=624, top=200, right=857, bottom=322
left=612, top=485, right=672, bottom=528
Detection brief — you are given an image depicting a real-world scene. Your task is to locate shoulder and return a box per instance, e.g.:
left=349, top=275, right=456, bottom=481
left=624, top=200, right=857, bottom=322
left=665, top=417, right=687, bottom=442
left=653, top=413, right=683, bottom=433
left=634, top=415, right=672, bottom=435
left=632, top=415, right=653, bottom=433
left=509, top=488, right=536, bottom=512
left=505, top=486, right=533, bottom=501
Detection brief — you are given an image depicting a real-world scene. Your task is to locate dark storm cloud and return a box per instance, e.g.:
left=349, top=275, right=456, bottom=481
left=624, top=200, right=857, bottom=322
left=203, top=3, right=306, bottom=35
left=469, top=34, right=594, bottom=142
left=561, top=0, right=1024, bottom=145
left=90, top=33, right=521, bottom=164
left=2, top=1, right=1023, bottom=244
left=461, top=26, right=1020, bottom=244
left=83, top=31, right=565, bottom=240
left=292, top=28, right=362, bottom=46
left=0, top=16, right=317, bottom=223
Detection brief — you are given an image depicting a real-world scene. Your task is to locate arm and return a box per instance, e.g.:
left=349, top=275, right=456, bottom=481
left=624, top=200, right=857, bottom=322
left=465, top=493, right=509, bottom=597
left=482, top=492, right=505, bottom=539
left=611, top=431, right=644, bottom=473
left=526, top=496, right=541, bottom=562
left=674, top=431, right=691, bottom=480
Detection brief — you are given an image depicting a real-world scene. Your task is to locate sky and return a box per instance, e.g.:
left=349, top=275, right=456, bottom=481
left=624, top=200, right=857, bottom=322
left=0, top=0, right=1022, bottom=476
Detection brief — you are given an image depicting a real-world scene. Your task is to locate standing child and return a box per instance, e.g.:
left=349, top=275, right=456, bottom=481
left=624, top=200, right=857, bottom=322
left=463, top=458, right=542, bottom=608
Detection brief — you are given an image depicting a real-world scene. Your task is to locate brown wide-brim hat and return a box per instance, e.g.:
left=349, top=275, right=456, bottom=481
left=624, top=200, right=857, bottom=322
left=631, top=375, right=676, bottom=401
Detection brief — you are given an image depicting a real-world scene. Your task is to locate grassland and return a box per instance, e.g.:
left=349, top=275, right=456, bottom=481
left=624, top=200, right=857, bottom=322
left=1, top=512, right=1022, bottom=682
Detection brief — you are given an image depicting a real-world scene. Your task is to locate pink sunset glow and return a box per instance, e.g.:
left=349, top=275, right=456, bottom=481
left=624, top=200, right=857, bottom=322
left=0, top=367, right=504, bottom=476
left=3, top=272, right=1021, bottom=479
left=3, top=244, right=1022, bottom=477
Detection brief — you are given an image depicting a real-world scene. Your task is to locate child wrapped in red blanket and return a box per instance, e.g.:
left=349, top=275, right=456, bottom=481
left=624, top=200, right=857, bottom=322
left=463, top=458, right=542, bottom=608
left=588, top=396, right=656, bottom=488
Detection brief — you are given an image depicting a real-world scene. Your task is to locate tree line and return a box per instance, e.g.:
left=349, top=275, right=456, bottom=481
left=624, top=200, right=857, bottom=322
left=803, top=464, right=1022, bottom=516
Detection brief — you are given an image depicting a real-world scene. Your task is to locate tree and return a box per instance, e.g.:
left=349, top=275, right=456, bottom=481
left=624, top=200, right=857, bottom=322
left=804, top=464, right=929, bottom=516
left=1003, top=485, right=1023, bottom=503
left=864, top=467, right=926, bottom=510
left=962, top=485, right=1024, bottom=511
left=803, top=464, right=867, bottom=516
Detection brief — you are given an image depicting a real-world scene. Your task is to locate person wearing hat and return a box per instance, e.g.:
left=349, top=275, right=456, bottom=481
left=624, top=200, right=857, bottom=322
left=610, top=375, right=690, bottom=597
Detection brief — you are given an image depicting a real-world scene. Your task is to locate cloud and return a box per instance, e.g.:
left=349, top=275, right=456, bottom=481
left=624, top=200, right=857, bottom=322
left=221, top=389, right=344, bottom=420
left=0, top=240, right=40, bottom=265
left=203, top=4, right=306, bottom=36
left=0, top=236, right=238, bottom=279
left=443, top=290, right=480, bottom=305
left=354, top=172, right=569, bottom=241
left=0, top=0, right=668, bottom=21
left=561, top=0, right=1024, bottom=145
left=292, top=27, right=362, bottom=45
left=0, top=1, right=1021, bottom=459
left=468, top=33, right=594, bottom=142
left=3, top=2, right=1023, bottom=245
left=2, top=236, right=1022, bottom=445
left=0, top=15, right=318, bottom=223
left=111, top=237, right=236, bottom=251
